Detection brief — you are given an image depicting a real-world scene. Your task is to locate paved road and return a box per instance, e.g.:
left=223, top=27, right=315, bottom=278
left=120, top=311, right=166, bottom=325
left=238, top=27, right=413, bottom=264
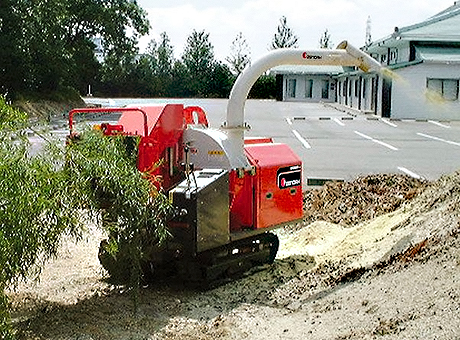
left=66, top=98, right=460, bottom=183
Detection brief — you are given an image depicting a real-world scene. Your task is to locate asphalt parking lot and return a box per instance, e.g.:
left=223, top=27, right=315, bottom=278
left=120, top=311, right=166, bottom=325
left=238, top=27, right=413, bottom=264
left=222, top=100, right=460, bottom=182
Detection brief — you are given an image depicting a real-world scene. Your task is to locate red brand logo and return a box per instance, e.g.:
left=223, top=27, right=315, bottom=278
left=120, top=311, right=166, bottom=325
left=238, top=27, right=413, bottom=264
left=281, top=178, right=286, bottom=187
left=302, top=52, right=322, bottom=60
left=277, top=165, right=302, bottom=189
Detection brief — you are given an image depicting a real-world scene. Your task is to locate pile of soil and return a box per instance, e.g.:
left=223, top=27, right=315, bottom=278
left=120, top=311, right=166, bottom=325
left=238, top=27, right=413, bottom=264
left=6, top=171, right=460, bottom=339
left=303, top=174, right=427, bottom=226
left=14, top=99, right=85, bottom=122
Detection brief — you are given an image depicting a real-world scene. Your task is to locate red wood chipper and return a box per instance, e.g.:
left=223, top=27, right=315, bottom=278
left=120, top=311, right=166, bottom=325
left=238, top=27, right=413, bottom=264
left=69, top=42, right=381, bottom=283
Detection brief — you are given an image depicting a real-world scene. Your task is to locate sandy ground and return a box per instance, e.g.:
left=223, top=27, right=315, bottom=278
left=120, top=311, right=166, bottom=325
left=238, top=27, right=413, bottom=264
left=6, top=172, right=460, bottom=339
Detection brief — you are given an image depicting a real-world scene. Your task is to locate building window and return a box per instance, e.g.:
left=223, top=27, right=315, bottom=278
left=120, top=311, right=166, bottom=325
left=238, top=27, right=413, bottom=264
left=389, top=48, right=398, bottom=64
left=427, top=78, right=459, bottom=101
left=287, top=79, right=297, bottom=98
left=362, top=78, right=367, bottom=98
left=354, top=79, right=359, bottom=97
left=305, top=79, right=313, bottom=98
left=321, top=80, right=329, bottom=99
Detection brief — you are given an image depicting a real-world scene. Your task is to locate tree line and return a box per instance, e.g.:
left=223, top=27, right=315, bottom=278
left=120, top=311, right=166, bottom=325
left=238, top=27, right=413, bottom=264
left=0, top=1, right=305, bottom=101
left=99, top=30, right=235, bottom=98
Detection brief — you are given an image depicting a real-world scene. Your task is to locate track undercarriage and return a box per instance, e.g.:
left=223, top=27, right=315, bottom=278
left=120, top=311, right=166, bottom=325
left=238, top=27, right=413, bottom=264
left=98, top=232, right=279, bottom=287
left=176, top=232, right=279, bottom=285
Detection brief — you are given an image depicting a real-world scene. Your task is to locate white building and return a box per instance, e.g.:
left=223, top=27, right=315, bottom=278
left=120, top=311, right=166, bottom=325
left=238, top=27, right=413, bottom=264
left=276, top=2, right=460, bottom=120
left=272, top=65, right=345, bottom=103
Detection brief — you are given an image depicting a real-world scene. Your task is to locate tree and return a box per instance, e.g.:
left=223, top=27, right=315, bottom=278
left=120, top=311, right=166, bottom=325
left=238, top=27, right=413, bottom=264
left=98, top=54, right=137, bottom=97
left=170, top=60, right=190, bottom=97
left=249, top=74, right=277, bottom=99
left=0, top=0, right=150, bottom=100
left=149, top=32, right=175, bottom=97
left=0, top=97, right=84, bottom=338
left=319, top=29, right=333, bottom=49
left=182, top=30, right=216, bottom=97
left=270, top=16, right=299, bottom=49
left=155, top=32, right=175, bottom=76
left=0, top=0, right=28, bottom=98
left=0, top=97, right=172, bottom=336
left=208, top=62, right=234, bottom=98
left=226, top=32, right=251, bottom=76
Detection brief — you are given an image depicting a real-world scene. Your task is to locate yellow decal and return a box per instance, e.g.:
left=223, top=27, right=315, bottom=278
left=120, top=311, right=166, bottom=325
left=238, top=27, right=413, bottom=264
left=208, top=150, right=225, bottom=156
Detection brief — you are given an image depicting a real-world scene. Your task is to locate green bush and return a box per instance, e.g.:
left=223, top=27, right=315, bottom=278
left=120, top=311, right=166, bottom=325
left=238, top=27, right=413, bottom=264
left=65, top=129, right=173, bottom=298
left=0, top=97, right=172, bottom=336
left=0, top=97, right=84, bottom=337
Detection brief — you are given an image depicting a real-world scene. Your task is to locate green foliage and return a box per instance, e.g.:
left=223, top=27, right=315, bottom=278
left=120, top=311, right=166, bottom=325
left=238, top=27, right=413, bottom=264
left=1, top=0, right=149, bottom=100
left=65, top=129, right=173, bottom=303
left=1, top=285, right=14, bottom=339
left=0, top=97, right=27, bottom=131
left=101, top=32, right=177, bottom=98
left=97, top=29, right=236, bottom=99
left=249, top=74, right=277, bottom=99
left=182, top=30, right=217, bottom=97
left=0, top=98, right=173, bottom=335
left=65, top=130, right=172, bottom=246
left=170, top=60, right=191, bottom=98
left=208, top=62, right=234, bottom=98
left=0, top=98, right=85, bottom=336
left=152, top=32, right=175, bottom=77
left=151, top=32, right=175, bottom=97
left=0, top=144, right=81, bottom=286
left=2, top=0, right=279, bottom=100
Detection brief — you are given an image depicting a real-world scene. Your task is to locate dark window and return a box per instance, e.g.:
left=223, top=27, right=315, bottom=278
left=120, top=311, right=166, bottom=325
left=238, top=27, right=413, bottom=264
left=305, top=79, right=313, bottom=98
left=322, top=80, right=329, bottom=99
left=427, top=78, right=459, bottom=101
left=362, top=78, right=367, bottom=98
left=287, top=79, right=297, bottom=98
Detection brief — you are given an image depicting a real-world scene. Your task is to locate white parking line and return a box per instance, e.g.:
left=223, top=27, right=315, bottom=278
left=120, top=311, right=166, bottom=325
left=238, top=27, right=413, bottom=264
left=417, top=132, right=460, bottom=147
left=285, top=117, right=293, bottom=126
left=292, top=130, right=312, bottom=149
left=380, top=118, right=398, bottom=128
left=354, top=131, right=399, bottom=151
left=428, top=120, right=451, bottom=129
left=333, top=118, right=345, bottom=126
left=398, top=167, right=422, bottom=179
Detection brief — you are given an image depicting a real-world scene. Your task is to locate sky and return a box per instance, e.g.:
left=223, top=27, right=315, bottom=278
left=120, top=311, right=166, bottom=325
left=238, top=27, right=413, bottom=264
left=136, top=0, right=456, bottom=62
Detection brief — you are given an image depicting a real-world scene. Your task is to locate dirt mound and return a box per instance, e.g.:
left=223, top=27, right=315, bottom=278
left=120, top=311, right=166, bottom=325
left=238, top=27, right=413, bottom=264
left=7, top=171, right=460, bottom=339
left=303, top=173, right=427, bottom=226
left=14, top=99, right=85, bottom=121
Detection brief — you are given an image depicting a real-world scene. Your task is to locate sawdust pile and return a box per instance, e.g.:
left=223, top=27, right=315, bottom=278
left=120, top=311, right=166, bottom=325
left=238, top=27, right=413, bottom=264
left=303, top=173, right=427, bottom=226
left=272, top=170, right=460, bottom=308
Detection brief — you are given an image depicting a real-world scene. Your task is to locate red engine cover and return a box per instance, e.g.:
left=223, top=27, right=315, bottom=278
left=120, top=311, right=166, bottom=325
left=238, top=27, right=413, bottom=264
left=230, top=142, right=303, bottom=232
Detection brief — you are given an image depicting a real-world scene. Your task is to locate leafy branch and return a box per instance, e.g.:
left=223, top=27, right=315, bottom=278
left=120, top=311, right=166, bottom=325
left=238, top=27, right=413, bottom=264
left=0, top=98, right=173, bottom=336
